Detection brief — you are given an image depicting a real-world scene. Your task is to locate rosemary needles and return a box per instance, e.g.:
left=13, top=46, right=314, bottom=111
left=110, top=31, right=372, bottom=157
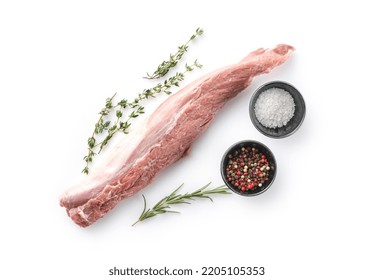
left=132, top=183, right=231, bottom=226
left=82, top=28, right=204, bottom=174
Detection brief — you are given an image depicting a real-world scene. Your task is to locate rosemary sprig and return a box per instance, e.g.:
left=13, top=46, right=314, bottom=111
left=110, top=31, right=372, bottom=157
left=145, top=27, right=204, bottom=79
left=82, top=60, right=203, bottom=174
left=132, top=183, right=231, bottom=226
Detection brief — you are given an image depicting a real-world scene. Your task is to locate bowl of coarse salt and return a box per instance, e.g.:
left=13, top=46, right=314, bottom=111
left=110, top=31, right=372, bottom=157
left=249, top=81, right=306, bottom=138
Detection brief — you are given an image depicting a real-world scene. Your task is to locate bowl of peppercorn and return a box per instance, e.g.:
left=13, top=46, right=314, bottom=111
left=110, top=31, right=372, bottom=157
left=220, top=140, right=277, bottom=196
left=249, top=81, right=306, bottom=138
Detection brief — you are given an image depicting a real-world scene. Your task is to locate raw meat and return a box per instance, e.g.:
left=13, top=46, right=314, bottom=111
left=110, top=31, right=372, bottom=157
left=60, top=44, right=295, bottom=227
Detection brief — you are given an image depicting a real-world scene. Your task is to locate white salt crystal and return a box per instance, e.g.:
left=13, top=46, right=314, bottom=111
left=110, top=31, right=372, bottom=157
left=254, top=87, right=295, bottom=128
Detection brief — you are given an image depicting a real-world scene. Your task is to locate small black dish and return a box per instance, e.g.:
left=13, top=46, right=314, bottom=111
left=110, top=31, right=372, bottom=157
left=249, top=81, right=306, bottom=138
left=220, top=140, right=277, bottom=196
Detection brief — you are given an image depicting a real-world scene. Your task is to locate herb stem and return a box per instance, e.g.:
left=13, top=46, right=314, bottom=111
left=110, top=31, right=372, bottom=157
left=132, top=182, right=231, bottom=226
left=145, top=28, right=204, bottom=79
left=81, top=28, right=204, bottom=174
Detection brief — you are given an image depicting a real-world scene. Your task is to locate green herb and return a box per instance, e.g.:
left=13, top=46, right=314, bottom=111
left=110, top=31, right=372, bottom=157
left=132, top=183, right=231, bottom=226
left=82, top=60, right=203, bottom=174
left=82, top=28, right=204, bottom=174
left=145, top=28, right=204, bottom=79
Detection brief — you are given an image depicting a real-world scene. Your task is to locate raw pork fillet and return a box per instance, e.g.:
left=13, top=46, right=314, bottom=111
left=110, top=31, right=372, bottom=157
left=60, top=44, right=295, bottom=227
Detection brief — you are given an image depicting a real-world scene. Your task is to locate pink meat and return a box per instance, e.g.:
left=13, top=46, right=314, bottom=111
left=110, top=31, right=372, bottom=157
left=60, top=44, right=295, bottom=227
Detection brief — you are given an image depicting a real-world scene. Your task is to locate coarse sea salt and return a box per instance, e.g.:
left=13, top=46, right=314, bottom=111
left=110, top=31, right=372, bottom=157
left=254, top=87, right=295, bottom=128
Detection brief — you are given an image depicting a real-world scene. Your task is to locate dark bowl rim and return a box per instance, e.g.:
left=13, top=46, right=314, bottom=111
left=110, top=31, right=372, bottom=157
left=220, top=140, right=277, bottom=197
left=249, top=80, right=306, bottom=139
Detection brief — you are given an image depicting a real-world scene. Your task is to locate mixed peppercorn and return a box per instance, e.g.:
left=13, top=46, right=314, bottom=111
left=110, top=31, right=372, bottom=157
left=225, top=146, right=271, bottom=192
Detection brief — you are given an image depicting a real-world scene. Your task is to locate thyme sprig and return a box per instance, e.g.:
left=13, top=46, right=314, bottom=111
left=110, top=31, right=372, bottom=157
left=132, top=183, right=231, bottom=226
left=82, top=60, right=203, bottom=174
left=145, top=28, right=204, bottom=79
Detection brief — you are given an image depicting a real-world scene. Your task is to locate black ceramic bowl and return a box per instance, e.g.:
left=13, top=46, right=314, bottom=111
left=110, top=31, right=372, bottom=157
left=221, top=140, right=277, bottom=196
left=249, top=81, right=306, bottom=138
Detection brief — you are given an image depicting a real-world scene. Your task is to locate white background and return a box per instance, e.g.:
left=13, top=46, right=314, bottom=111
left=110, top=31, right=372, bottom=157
left=1, top=0, right=373, bottom=279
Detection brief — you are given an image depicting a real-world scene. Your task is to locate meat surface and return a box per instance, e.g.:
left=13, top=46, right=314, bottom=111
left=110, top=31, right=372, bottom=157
left=60, top=44, right=295, bottom=227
